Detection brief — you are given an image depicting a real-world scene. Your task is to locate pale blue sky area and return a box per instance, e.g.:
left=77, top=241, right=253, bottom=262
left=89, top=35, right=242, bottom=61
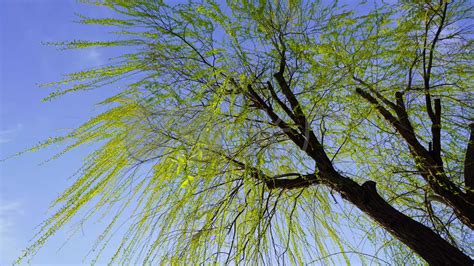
left=0, top=1, right=382, bottom=265
left=1, top=1, right=123, bottom=264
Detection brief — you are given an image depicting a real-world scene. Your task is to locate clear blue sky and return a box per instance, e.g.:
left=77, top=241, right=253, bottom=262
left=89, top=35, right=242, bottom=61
left=0, top=0, right=123, bottom=264
left=0, top=1, right=384, bottom=265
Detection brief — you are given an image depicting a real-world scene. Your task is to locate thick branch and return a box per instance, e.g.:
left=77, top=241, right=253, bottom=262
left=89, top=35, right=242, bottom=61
left=357, top=88, right=474, bottom=229
left=245, top=77, right=471, bottom=263
left=345, top=180, right=473, bottom=265
left=266, top=81, right=298, bottom=123
left=274, top=64, right=306, bottom=126
left=265, top=173, right=319, bottom=190
left=232, top=158, right=319, bottom=190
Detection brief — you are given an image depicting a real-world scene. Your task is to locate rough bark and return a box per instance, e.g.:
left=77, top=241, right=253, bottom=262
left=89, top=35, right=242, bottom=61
left=426, top=171, right=474, bottom=230
left=244, top=60, right=473, bottom=264
left=317, top=171, right=474, bottom=266
left=264, top=169, right=474, bottom=264
left=356, top=87, right=474, bottom=229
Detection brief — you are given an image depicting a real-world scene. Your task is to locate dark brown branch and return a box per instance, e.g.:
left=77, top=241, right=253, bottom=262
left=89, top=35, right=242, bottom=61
left=349, top=180, right=473, bottom=265
left=272, top=57, right=335, bottom=172
left=265, top=173, right=319, bottom=190
left=231, top=157, right=319, bottom=190
left=246, top=84, right=307, bottom=149
left=245, top=71, right=471, bottom=263
left=272, top=42, right=309, bottom=128
left=424, top=3, right=448, bottom=166
left=357, top=88, right=474, bottom=229
left=432, top=98, right=442, bottom=164
left=422, top=15, right=436, bottom=123
left=356, top=88, right=431, bottom=158
left=353, top=76, right=398, bottom=111
left=427, top=3, right=448, bottom=87
left=253, top=78, right=336, bottom=175
left=274, top=67, right=306, bottom=126
left=423, top=3, right=448, bottom=124
left=393, top=91, right=415, bottom=141
left=394, top=91, right=413, bottom=128
left=356, top=88, right=397, bottom=124
left=406, top=55, right=419, bottom=91
left=266, top=81, right=298, bottom=123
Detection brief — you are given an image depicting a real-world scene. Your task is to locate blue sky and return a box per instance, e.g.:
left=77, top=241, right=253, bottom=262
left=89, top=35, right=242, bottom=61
left=0, top=0, right=123, bottom=264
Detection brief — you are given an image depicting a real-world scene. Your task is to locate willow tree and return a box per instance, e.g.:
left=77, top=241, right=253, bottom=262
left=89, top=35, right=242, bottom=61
left=15, top=0, right=473, bottom=264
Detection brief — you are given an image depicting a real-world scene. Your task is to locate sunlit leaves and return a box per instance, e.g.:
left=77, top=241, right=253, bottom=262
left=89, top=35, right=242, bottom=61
left=15, top=0, right=474, bottom=264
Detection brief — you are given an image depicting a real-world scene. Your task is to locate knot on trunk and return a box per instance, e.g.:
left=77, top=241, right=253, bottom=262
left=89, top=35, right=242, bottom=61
left=362, top=180, right=377, bottom=192
left=362, top=181, right=378, bottom=204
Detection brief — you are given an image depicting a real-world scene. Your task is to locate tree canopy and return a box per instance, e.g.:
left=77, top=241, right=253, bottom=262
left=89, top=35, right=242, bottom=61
left=15, top=0, right=473, bottom=264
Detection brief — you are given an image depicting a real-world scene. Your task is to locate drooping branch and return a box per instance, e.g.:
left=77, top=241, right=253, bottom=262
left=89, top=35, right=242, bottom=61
left=162, top=130, right=319, bottom=191
left=244, top=67, right=472, bottom=264
left=247, top=74, right=473, bottom=263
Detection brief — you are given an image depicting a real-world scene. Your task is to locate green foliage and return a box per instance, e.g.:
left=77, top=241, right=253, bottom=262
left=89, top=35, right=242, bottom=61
left=15, top=0, right=473, bottom=264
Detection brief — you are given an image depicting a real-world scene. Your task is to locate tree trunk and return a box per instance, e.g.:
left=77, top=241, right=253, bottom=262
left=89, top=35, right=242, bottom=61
left=252, top=71, right=473, bottom=264
left=325, top=173, right=473, bottom=265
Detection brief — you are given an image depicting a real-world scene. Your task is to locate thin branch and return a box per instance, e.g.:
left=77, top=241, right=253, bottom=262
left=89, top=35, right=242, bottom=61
left=464, top=123, right=474, bottom=200
left=423, top=2, right=448, bottom=124
left=352, top=75, right=398, bottom=111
